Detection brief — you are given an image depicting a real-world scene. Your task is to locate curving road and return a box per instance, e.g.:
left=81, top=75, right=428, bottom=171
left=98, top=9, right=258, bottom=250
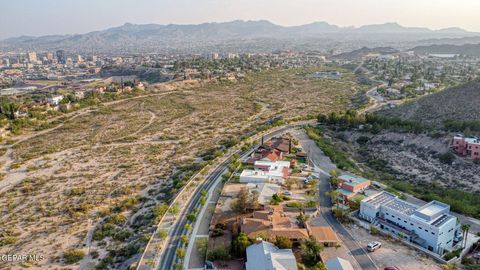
left=156, top=123, right=311, bottom=270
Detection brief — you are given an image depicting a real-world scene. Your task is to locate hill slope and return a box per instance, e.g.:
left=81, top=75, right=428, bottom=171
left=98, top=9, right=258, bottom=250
left=378, top=80, right=480, bottom=127
left=411, top=43, right=480, bottom=56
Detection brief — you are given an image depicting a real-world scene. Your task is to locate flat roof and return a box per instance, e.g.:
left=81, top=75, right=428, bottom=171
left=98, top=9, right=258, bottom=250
left=337, top=188, right=353, bottom=196
left=416, top=201, right=448, bottom=217
left=339, top=174, right=370, bottom=186
left=363, top=191, right=418, bottom=215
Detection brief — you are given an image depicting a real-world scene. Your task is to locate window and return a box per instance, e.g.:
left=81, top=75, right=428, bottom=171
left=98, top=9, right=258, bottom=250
left=410, top=223, right=413, bottom=226
left=431, top=232, right=435, bottom=235
left=425, top=229, right=429, bottom=232
left=418, top=227, right=422, bottom=230
left=404, top=220, right=407, bottom=223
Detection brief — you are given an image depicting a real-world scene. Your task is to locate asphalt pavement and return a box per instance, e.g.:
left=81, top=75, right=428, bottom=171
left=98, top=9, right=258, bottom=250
left=292, top=129, right=379, bottom=270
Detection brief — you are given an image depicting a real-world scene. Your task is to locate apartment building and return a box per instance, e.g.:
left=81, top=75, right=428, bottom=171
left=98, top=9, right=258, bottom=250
left=359, top=191, right=461, bottom=255
left=451, top=135, right=480, bottom=160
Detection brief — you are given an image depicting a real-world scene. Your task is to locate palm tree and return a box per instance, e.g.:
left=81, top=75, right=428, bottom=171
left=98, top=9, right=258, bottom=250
left=328, top=190, right=342, bottom=211
left=461, top=224, right=471, bottom=248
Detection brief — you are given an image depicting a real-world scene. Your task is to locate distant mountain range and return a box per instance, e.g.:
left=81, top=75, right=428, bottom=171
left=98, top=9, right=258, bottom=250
left=1, top=20, right=479, bottom=54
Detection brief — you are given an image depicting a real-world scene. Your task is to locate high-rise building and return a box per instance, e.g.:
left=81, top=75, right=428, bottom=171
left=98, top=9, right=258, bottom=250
left=3, top=58, right=10, bottom=67
left=46, top=52, right=54, bottom=61
left=76, top=55, right=83, bottom=63
left=56, top=50, right=66, bottom=64
left=27, top=52, right=37, bottom=63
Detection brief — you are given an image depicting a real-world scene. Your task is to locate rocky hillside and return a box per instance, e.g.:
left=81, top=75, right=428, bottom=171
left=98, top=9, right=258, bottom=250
left=411, top=43, right=480, bottom=56
left=378, top=79, right=480, bottom=128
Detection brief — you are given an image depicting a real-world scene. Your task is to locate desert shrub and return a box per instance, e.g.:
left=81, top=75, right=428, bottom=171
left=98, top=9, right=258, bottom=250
left=207, top=246, right=231, bottom=261
left=438, top=152, right=456, bottom=164
left=286, top=201, right=302, bottom=208
left=63, top=249, right=85, bottom=264
left=370, top=225, right=380, bottom=235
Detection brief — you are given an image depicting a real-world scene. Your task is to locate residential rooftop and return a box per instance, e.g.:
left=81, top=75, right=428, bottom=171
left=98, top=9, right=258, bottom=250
left=246, top=241, right=298, bottom=270
left=339, top=174, right=370, bottom=186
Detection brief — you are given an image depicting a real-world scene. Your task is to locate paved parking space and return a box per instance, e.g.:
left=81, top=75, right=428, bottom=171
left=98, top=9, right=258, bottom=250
left=345, top=224, right=443, bottom=270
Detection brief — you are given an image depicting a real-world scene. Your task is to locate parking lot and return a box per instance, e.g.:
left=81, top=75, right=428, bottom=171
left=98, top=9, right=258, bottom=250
left=344, top=224, right=443, bottom=270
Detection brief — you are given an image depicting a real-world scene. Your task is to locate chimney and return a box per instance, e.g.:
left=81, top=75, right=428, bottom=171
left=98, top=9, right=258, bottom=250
left=255, top=237, right=263, bottom=244
left=261, top=136, right=264, bottom=145
left=289, top=138, right=292, bottom=153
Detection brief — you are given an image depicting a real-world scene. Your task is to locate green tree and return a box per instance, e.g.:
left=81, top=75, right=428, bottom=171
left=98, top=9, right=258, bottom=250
left=176, top=248, right=186, bottom=259
left=275, top=236, right=293, bottom=249
left=180, top=235, right=189, bottom=245
left=231, top=232, right=251, bottom=258
left=300, top=236, right=323, bottom=266
left=329, top=169, right=339, bottom=187
left=232, top=188, right=249, bottom=213
left=187, top=213, right=197, bottom=222
left=328, top=190, right=342, bottom=211
left=200, top=197, right=206, bottom=206
left=296, top=212, right=309, bottom=228
left=249, top=190, right=260, bottom=209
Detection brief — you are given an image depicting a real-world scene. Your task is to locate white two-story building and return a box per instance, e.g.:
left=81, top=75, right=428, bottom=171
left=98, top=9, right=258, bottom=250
left=359, top=191, right=461, bottom=255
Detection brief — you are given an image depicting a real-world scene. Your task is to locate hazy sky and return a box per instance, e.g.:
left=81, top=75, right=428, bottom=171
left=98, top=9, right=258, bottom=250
left=1, top=0, right=480, bottom=39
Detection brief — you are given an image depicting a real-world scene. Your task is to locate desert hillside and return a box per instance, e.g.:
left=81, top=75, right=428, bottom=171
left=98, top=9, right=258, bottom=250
left=378, top=79, right=480, bottom=128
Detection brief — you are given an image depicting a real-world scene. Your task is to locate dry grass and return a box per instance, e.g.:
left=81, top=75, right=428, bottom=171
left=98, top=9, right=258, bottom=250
left=0, top=67, right=366, bottom=269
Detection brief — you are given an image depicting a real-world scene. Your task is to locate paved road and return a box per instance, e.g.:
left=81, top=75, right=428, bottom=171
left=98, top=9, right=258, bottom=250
left=157, top=123, right=312, bottom=270
left=157, top=157, right=230, bottom=270
left=292, top=129, right=379, bottom=270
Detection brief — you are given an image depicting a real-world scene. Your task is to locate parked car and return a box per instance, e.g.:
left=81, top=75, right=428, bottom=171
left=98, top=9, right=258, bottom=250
left=384, top=266, right=402, bottom=270
left=367, top=241, right=381, bottom=252
left=205, top=261, right=215, bottom=269
left=283, top=191, right=292, bottom=196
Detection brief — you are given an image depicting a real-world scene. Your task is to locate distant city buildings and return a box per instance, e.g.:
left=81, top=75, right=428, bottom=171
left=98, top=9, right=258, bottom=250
left=56, top=50, right=66, bottom=64
left=27, top=52, right=37, bottom=63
